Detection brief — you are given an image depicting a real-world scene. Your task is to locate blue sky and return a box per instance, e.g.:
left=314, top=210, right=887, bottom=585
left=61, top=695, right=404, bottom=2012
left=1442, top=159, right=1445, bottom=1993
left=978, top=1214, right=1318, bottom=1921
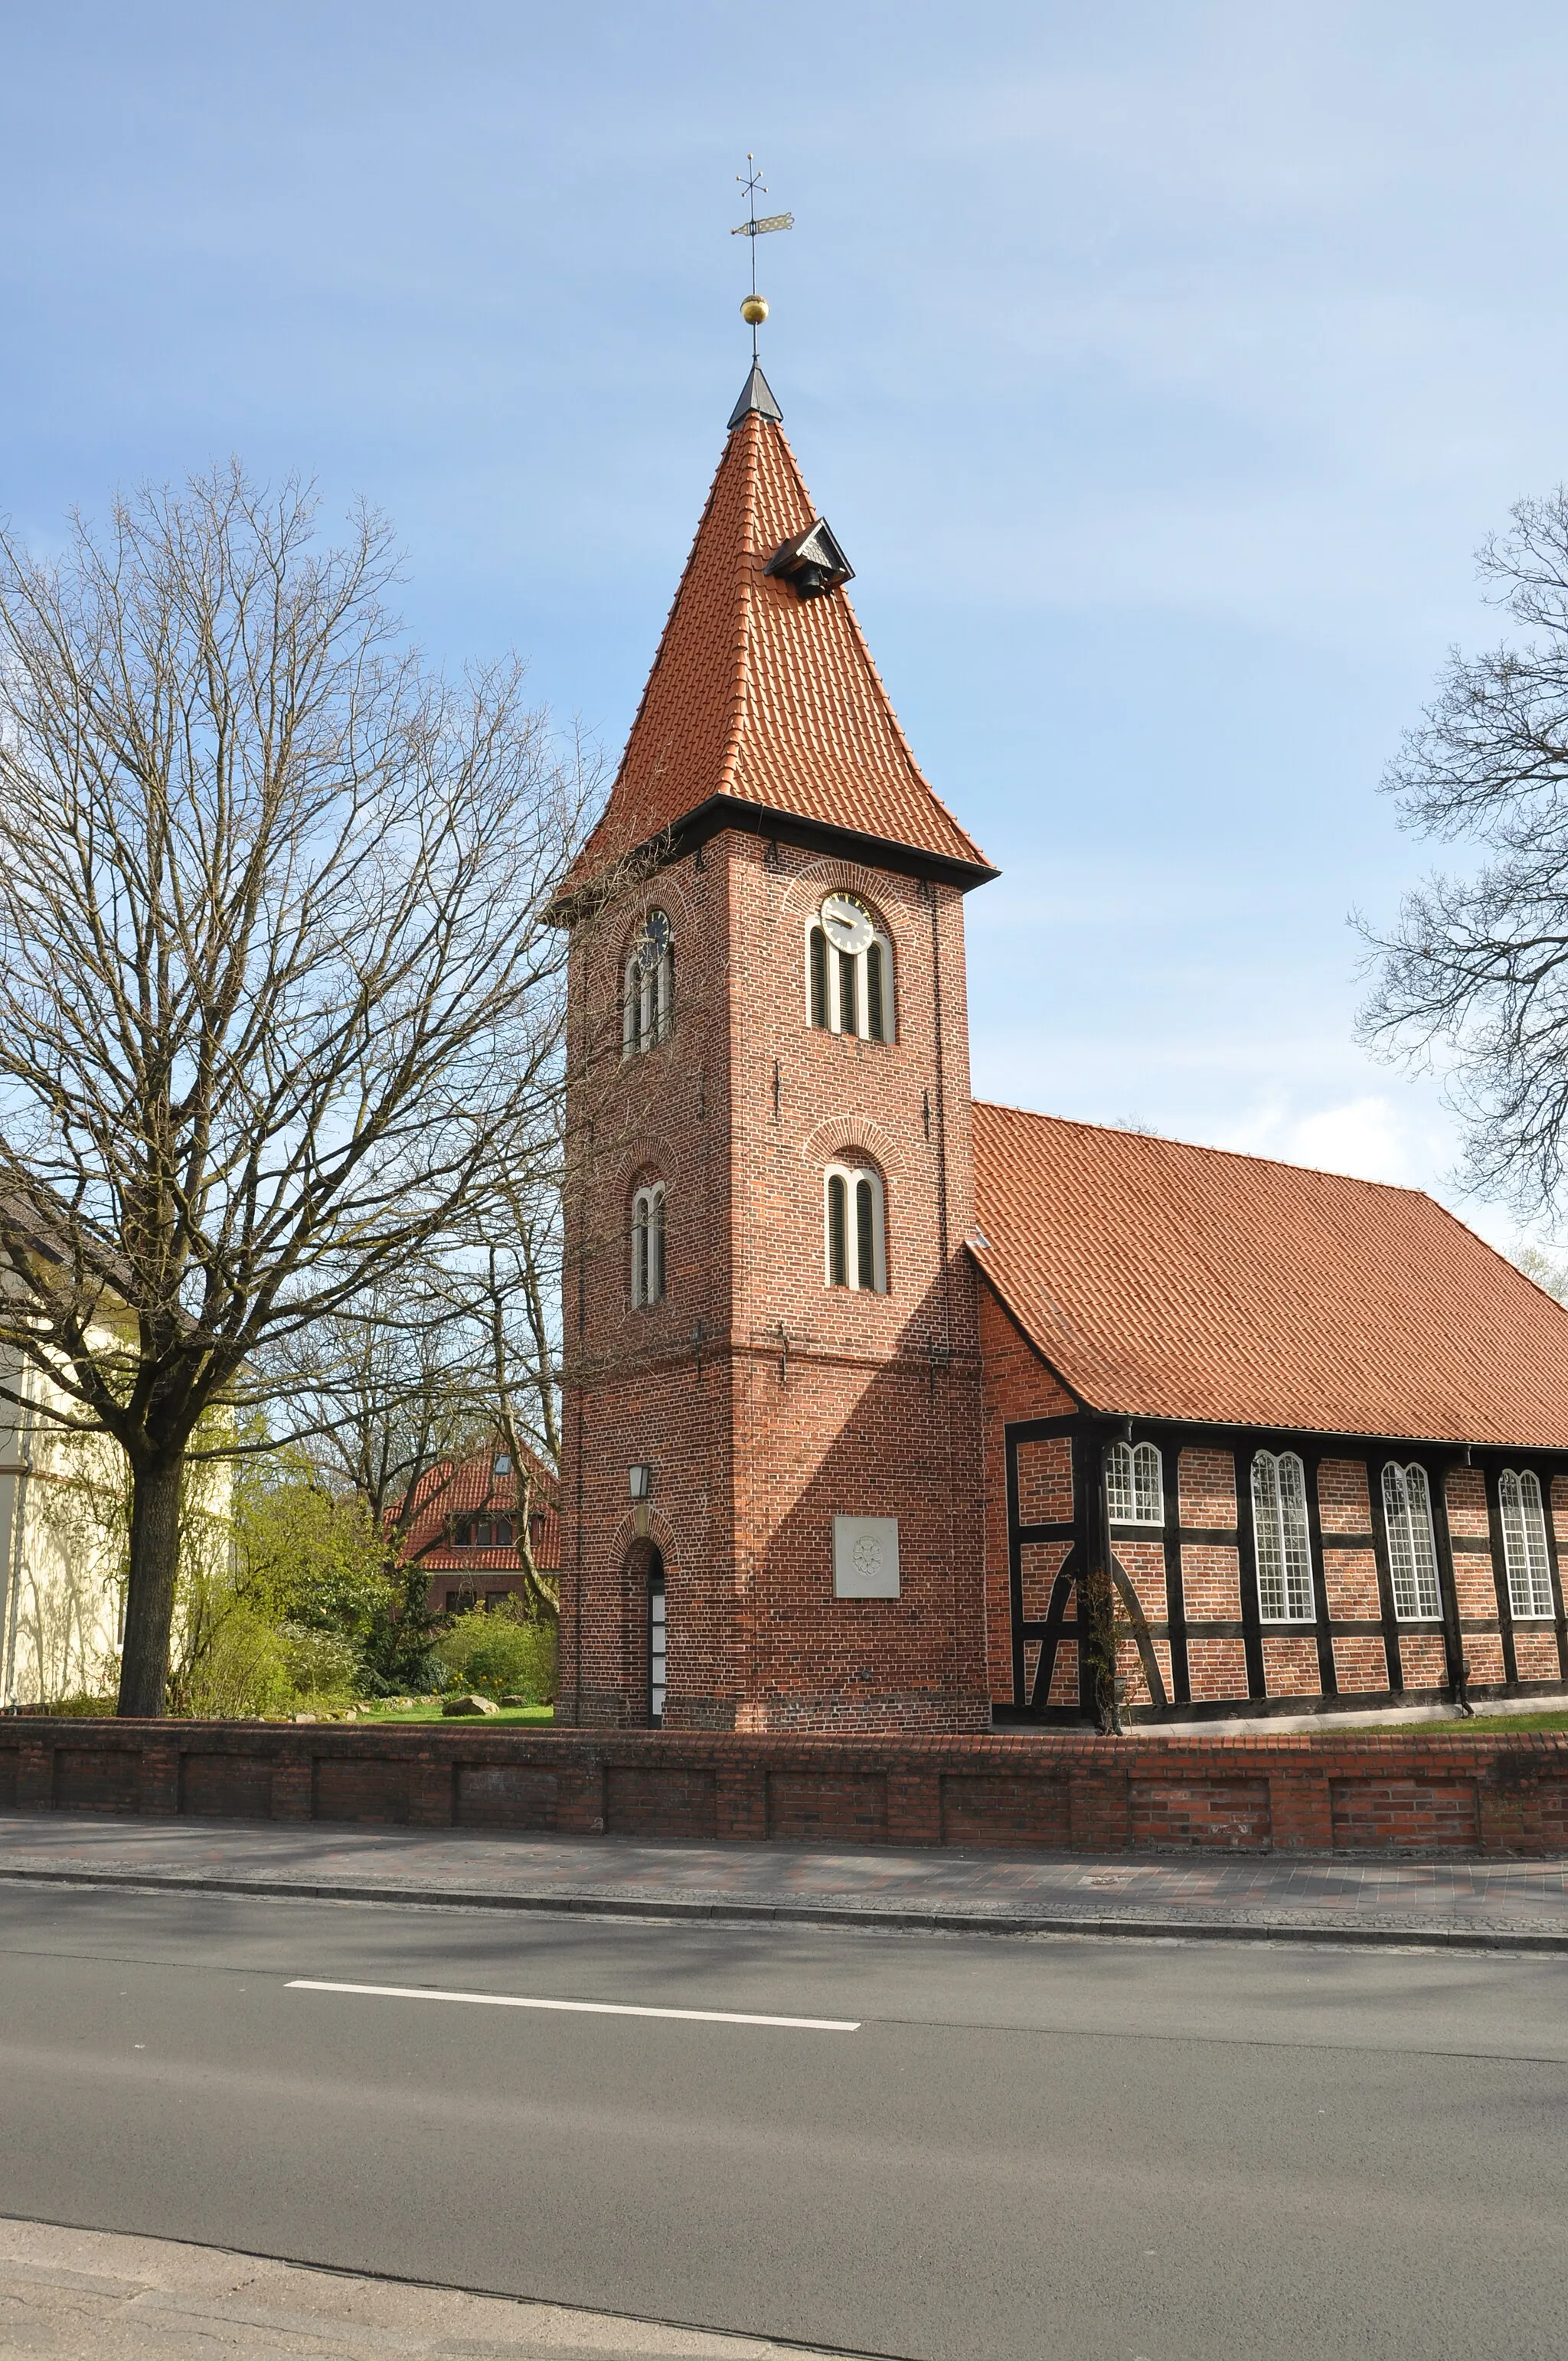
left=4, top=1, right=1566, bottom=1248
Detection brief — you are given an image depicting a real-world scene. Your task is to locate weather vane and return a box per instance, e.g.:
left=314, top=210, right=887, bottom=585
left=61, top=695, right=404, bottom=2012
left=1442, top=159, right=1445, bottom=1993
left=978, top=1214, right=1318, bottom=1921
left=732, top=155, right=792, bottom=360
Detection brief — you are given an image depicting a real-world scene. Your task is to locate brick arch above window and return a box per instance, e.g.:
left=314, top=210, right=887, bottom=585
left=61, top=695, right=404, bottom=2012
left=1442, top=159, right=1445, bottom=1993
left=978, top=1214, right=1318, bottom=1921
left=778, top=856, right=916, bottom=919
left=615, top=1135, right=684, bottom=1197
left=798, top=1112, right=911, bottom=1181
left=609, top=1502, right=680, bottom=1573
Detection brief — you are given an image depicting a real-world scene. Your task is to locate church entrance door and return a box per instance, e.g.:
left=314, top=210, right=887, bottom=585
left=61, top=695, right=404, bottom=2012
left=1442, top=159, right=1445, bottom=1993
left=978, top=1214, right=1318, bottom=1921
left=648, top=1549, right=666, bottom=1724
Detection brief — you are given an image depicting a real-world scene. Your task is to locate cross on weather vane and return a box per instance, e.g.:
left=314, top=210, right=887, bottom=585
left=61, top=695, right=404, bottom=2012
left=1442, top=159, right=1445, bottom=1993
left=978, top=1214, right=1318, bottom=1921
left=732, top=155, right=792, bottom=360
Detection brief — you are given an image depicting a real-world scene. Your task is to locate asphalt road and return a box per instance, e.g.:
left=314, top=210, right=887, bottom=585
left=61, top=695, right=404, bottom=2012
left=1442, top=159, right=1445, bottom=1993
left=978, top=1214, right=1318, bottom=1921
left=0, top=1883, right=1564, bottom=2361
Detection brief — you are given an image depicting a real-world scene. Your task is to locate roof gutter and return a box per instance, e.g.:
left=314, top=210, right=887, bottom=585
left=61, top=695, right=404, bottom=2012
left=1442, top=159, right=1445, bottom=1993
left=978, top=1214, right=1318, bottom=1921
left=552, top=794, right=1000, bottom=922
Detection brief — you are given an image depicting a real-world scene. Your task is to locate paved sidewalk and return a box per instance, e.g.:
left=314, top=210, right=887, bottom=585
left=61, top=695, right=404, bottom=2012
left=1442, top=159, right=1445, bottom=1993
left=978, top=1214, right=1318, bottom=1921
left=3, top=1808, right=1568, bottom=1948
left=0, top=2216, right=831, bottom=2359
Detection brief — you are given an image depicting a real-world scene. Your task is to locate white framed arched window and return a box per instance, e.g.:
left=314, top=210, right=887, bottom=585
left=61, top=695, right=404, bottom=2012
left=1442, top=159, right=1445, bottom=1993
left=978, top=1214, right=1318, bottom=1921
left=1381, top=1462, right=1442, bottom=1620
left=1107, top=1440, right=1163, bottom=1525
left=1252, top=1449, right=1314, bottom=1621
left=622, top=910, right=673, bottom=1057
left=630, top=1181, right=666, bottom=1308
left=1498, top=1468, right=1555, bottom=1619
left=807, top=894, right=893, bottom=1042
left=824, top=1163, right=887, bottom=1293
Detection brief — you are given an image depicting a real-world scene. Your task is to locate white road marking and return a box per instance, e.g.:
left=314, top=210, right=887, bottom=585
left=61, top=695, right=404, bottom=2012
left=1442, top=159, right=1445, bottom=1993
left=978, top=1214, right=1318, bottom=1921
left=286, top=1978, right=860, bottom=2030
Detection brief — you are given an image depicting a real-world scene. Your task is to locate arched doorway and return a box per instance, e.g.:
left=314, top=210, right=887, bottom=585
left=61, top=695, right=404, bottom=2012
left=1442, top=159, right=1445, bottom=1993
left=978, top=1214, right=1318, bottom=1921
left=622, top=1536, right=667, bottom=1726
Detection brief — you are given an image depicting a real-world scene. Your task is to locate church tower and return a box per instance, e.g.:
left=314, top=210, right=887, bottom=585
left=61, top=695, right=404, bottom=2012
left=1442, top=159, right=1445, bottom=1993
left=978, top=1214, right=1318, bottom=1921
left=555, top=364, right=997, bottom=1732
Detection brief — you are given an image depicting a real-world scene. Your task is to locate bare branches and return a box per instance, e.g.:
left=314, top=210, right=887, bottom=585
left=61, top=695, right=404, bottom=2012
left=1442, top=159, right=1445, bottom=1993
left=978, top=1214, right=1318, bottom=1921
left=1359, top=485, right=1568, bottom=1217
left=0, top=463, right=601, bottom=1708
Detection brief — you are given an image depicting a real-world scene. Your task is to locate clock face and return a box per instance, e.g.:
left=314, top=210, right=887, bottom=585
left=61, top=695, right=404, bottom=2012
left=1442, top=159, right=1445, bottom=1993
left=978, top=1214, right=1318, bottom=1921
left=639, top=910, right=671, bottom=959
left=821, top=894, right=874, bottom=955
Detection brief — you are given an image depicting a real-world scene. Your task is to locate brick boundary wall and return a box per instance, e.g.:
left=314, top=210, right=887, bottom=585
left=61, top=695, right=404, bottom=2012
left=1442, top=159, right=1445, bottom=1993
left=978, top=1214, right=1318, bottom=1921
left=4, top=1721, right=1568, bottom=1856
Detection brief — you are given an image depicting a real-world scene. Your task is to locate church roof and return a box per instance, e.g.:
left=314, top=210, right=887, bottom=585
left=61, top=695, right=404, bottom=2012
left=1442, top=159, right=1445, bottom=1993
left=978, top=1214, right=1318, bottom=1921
left=969, top=1102, right=1568, bottom=1450
left=566, top=381, right=993, bottom=890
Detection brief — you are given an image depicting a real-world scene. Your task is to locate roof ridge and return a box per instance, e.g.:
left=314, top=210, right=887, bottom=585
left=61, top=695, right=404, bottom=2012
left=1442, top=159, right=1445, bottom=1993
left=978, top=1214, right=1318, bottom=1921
left=972, top=1099, right=1435, bottom=1200
left=717, top=410, right=763, bottom=802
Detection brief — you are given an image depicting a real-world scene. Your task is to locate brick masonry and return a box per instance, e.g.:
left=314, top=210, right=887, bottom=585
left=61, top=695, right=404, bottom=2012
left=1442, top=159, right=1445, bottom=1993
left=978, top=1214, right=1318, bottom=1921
left=5, top=1719, right=1568, bottom=1856
left=557, top=828, right=989, bottom=1735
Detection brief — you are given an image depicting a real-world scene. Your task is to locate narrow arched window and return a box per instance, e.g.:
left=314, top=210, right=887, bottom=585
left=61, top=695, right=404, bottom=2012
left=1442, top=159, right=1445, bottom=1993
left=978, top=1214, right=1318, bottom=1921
left=805, top=895, right=894, bottom=1042
left=838, top=946, right=858, bottom=1036
left=630, top=1182, right=666, bottom=1308
left=855, top=1177, right=875, bottom=1290
left=1499, top=1468, right=1554, bottom=1618
left=1381, top=1463, right=1442, bottom=1619
left=809, top=926, right=829, bottom=1028
left=825, top=1163, right=886, bottom=1292
left=1252, top=1450, right=1314, bottom=1621
left=866, top=941, right=886, bottom=1042
left=622, top=911, right=674, bottom=1057
left=1107, top=1440, right=1163, bottom=1525
left=827, top=1173, right=848, bottom=1287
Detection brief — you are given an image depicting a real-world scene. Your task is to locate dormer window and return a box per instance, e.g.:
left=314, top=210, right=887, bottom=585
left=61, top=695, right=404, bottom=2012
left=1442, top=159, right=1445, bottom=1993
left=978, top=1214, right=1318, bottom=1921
left=623, top=911, right=673, bottom=1056
left=808, top=896, right=893, bottom=1042
left=453, top=1517, right=514, bottom=1549
left=765, top=518, right=854, bottom=599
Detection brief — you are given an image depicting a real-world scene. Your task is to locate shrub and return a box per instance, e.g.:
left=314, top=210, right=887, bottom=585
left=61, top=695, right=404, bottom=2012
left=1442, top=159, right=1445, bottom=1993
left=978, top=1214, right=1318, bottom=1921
left=432, top=1603, right=555, bottom=1703
left=181, top=1605, right=292, bottom=1719
left=279, top=1625, right=361, bottom=1703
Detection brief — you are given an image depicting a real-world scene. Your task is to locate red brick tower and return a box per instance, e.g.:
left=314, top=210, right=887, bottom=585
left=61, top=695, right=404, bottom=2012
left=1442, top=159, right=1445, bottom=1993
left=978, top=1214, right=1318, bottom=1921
left=556, top=366, right=998, bottom=1732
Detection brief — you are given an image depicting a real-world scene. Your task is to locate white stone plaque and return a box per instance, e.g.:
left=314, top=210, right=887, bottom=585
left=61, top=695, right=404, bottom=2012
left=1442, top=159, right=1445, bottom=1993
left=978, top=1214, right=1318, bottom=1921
left=832, top=1514, right=900, bottom=1598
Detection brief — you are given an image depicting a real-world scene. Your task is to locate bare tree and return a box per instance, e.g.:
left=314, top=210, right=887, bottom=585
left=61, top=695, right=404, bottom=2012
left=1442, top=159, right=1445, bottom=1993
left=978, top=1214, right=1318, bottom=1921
left=1360, top=488, right=1568, bottom=1218
left=0, top=465, right=599, bottom=1713
left=267, top=1187, right=564, bottom=1631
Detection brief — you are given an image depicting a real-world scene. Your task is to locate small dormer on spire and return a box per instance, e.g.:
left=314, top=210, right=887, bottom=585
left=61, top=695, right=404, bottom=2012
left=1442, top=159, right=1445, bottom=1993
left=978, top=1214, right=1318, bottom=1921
left=766, top=515, right=854, bottom=599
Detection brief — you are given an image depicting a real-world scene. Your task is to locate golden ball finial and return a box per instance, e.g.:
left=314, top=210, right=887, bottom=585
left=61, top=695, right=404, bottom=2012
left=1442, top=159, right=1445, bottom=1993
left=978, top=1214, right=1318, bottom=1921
left=740, top=293, right=769, bottom=326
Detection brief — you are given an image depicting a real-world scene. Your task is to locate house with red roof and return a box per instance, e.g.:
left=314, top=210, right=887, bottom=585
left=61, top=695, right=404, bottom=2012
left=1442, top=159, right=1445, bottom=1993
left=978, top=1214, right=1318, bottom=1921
left=555, top=361, right=1568, bottom=1732
left=397, top=1445, right=559, bottom=1616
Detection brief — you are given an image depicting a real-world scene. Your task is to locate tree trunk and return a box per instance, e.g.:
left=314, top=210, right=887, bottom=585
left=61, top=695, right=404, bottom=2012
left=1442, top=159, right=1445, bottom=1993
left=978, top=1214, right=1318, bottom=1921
left=118, top=1456, right=185, bottom=1716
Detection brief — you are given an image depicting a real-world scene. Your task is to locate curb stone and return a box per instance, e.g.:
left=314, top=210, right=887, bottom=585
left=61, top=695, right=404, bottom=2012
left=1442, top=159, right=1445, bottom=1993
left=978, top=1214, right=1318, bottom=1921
left=2, top=1860, right=1565, bottom=1954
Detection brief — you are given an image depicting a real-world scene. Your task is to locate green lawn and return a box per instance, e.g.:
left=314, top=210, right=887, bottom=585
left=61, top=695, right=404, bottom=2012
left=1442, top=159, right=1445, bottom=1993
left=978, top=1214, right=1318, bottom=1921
left=1432, top=1707, right=1568, bottom=1732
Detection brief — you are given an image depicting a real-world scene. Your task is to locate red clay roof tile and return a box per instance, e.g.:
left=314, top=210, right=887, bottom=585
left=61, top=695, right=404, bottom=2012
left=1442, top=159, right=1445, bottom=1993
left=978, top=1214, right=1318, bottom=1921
left=396, top=1445, right=560, bottom=1573
left=971, top=1102, right=1568, bottom=1448
left=567, top=406, right=990, bottom=885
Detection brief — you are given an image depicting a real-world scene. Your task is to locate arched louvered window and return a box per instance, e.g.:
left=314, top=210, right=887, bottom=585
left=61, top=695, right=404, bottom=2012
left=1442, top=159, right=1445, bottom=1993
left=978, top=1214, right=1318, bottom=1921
left=1252, top=1450, right=1314, bottom=1621
left=622, top=911, right=673, bottom=1057
left=806, top=896, right=893, bottom=1042
left=1498, top=1468, right=1555, bottom=1619
left=824, top=1163, right=886, bottom=1292
left=630, top=1182, right=666, bottom=1308
left=1106, top=1440, right=1163, bottom=1525
left=809, top=926, right=829, bottom=1028
left=1381, top=1463, right=1442, bottom=1620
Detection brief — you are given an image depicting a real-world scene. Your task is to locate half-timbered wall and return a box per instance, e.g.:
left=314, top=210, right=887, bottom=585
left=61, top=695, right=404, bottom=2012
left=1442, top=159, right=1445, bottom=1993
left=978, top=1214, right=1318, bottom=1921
left=980, top=1285, right=1568, bottom=1722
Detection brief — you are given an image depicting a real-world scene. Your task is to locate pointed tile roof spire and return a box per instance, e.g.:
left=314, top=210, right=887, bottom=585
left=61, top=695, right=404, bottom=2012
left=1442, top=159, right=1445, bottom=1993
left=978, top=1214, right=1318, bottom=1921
left=567, top=390, right=995, bottom=893
left=727, top=360, right=782, bottom=429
